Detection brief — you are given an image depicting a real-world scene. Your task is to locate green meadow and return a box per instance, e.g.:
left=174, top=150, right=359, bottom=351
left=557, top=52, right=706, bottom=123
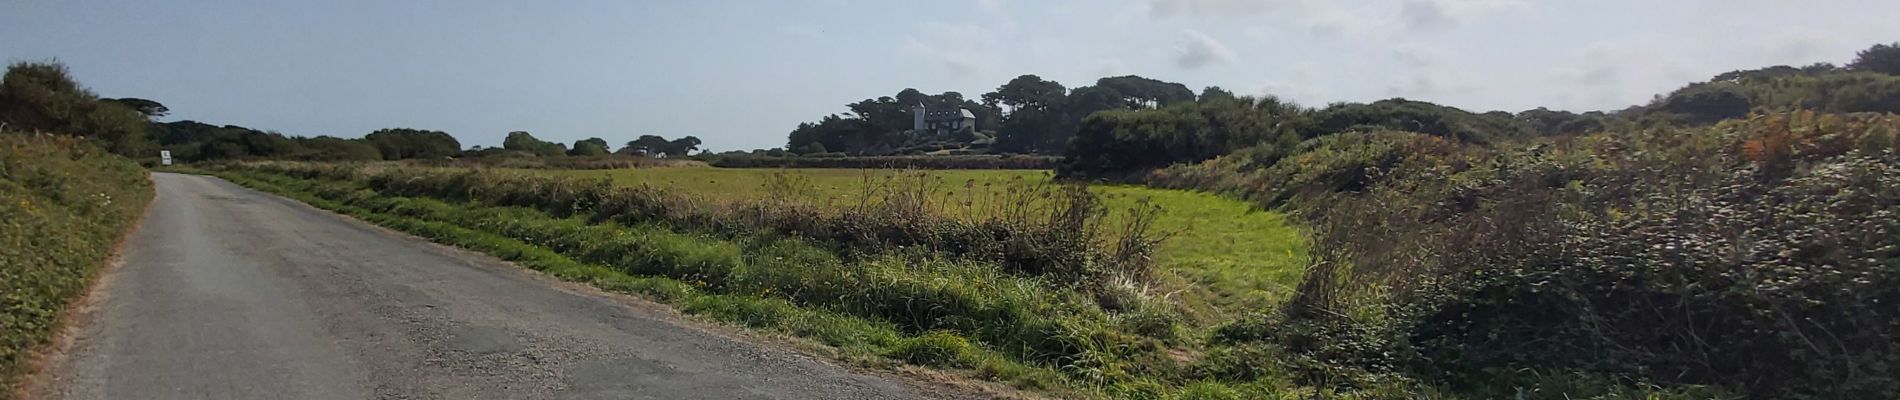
left=539, top=167, right=1309, bottom=315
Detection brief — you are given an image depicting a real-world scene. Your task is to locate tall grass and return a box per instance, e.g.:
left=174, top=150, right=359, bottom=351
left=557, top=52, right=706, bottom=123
left=215, top=164, right=1227, bottom=396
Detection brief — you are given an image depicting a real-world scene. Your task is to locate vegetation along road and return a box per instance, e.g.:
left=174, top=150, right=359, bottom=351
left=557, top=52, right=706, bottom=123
left=26, top=173, right=966, bottom=400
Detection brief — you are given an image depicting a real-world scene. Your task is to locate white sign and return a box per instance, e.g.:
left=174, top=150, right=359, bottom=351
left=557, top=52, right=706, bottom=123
left=160, top=150, right=172, bottom=166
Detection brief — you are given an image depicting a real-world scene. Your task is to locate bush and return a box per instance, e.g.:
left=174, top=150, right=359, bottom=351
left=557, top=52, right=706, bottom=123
left=0, top=133, right=153, bottom=390
left=1059, top=97, right=1307, bottom=178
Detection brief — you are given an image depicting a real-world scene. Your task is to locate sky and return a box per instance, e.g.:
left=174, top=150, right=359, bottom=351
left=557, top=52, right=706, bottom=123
left=2, top=0, right=1895, bottom=151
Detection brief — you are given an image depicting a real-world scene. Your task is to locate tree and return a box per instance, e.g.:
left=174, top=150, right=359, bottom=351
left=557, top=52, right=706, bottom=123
left=1095, top=75, right=1196, bottom=109
left=1848, top=43, right=1900, bottom=75
left=666, top=136, right=702, bottom=155
left=1060, top=96, right=1304, bottom=177
left=1655, top=83, right=1753, bottom=124
left=983, top=75, right=1067, bottom=113
left=1199, top=86, right=1237, bottom=102
left=0, top=61, right=151, bottom=155
left=502, top=131, right=567, bottom=157
left=294, top=136, right=381, bottom=161
left=569, top=137, right=610, bottom=156
left=623, top=134, right=672, bottom=156
left=364, top=128, right=461, bottom=160
left=104, top=98, right=169, bottom=117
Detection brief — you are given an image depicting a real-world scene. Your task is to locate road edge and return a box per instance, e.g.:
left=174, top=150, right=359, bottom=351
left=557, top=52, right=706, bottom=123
left=209, top=173, right=1033, bottom=400
left=10, top=172, right=160, bottom=400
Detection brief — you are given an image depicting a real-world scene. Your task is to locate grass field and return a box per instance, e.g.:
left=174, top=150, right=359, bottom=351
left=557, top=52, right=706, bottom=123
left=539, top=167, right=1309, bottom=315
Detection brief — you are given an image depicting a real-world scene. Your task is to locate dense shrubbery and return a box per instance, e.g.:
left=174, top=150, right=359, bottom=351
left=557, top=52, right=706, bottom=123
left=709, top=154, right=1058, bottom=169
left=1176, top=112, right=1898, bottom=398
left=1060, top=96, right=1554, bottom=179
left=1060, top=97, right=1308, bottom=178
left=1309, top=98, right=1536, bottom=143
left=0, top=133, right=152, bottom=391
left=1148, top=131, right=1459, bottom=207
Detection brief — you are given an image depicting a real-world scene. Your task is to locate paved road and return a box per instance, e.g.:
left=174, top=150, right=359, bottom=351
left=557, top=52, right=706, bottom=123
left=28, top=173, right=959, bottom=400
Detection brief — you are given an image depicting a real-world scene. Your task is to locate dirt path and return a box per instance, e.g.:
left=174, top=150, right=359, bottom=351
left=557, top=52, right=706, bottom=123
left=27, top=173, right=967, bottom=400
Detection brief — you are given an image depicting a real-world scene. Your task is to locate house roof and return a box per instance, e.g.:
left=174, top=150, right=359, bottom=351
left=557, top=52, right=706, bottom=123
left=923, top=108, right=976, bottom=121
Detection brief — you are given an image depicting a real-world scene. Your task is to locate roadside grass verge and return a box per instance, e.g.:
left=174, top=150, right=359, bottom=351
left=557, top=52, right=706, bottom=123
left=213, top=165, right=1396, bottom=398
left=215, top=170, right=1088, bottom=395
left=540, top=167, right=1311, bottom=318
left=1, top=133, right=153, bottom=397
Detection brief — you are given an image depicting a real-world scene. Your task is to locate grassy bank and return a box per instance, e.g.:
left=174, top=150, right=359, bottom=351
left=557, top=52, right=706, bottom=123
left=0, top=133, right=153, bottom=395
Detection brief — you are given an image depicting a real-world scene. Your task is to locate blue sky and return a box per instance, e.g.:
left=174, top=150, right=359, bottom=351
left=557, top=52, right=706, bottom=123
left=3, top=0, right=1894, bottom=151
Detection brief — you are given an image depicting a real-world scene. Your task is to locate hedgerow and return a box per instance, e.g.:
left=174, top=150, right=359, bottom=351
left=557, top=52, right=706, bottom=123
left=1183, top=112, right=1897, bottom=398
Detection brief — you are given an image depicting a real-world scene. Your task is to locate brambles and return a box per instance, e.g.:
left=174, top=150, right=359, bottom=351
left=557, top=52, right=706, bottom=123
left=1180, top=112, right=1899, bottom=398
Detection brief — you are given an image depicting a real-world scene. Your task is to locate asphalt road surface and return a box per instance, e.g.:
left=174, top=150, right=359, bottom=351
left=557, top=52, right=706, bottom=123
left=28, top=173, right=964, bottom=400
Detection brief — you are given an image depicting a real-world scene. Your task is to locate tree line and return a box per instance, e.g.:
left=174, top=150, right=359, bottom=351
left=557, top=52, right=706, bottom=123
left=0, top=61, right=701, bottom=163
left=778, top=43, right=1900, bottom=175
left=785, top=75, right=1202, bottom=156
left=1055, top=42, right=1900, bottom=177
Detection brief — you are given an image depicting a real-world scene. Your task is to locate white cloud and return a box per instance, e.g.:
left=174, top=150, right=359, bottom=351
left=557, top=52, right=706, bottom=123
left=1392, top=47, right=1434, bottom=67
left=902, top=22, right=1004, bottom=80
left=1386, top=75, right=1440, bottom=97
left=974, top=0, right=1004, bottom=14
left=1091, top=58, right=1131, bottom=77
left=1147, top=0, right=1279, bottom=18
left=1174, top=29, right=1237, bottom=69
left=1228, top=0, right=1527, bottom=38
left=1399, top=0, right=1457, bottom=32
left=1541, top=42, right=1691, bottom=111
left=1388, top=0, right=1525, bottom=33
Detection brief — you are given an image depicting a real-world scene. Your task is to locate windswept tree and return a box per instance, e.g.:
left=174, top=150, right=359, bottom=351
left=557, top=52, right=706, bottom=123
left=364, top=128, right=460, bottom=160
left=1199, top=86, right=1237, bottom=102
left=569, top=137, right=610, bottom=156
left=103, top=98, right=169, bottom=118
left=0, top=61, right=151, bottom=155
left=622, top=134, right=672, bottom=155
left=502, top=131, right=567, bottom=157
left=667, top=136, right=702, bottom=155
left=1849, top=43, right=1900, bottom=75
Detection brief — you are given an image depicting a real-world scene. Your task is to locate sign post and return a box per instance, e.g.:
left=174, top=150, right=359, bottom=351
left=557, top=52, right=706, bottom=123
left=160, top=150, right=172, bottom=166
